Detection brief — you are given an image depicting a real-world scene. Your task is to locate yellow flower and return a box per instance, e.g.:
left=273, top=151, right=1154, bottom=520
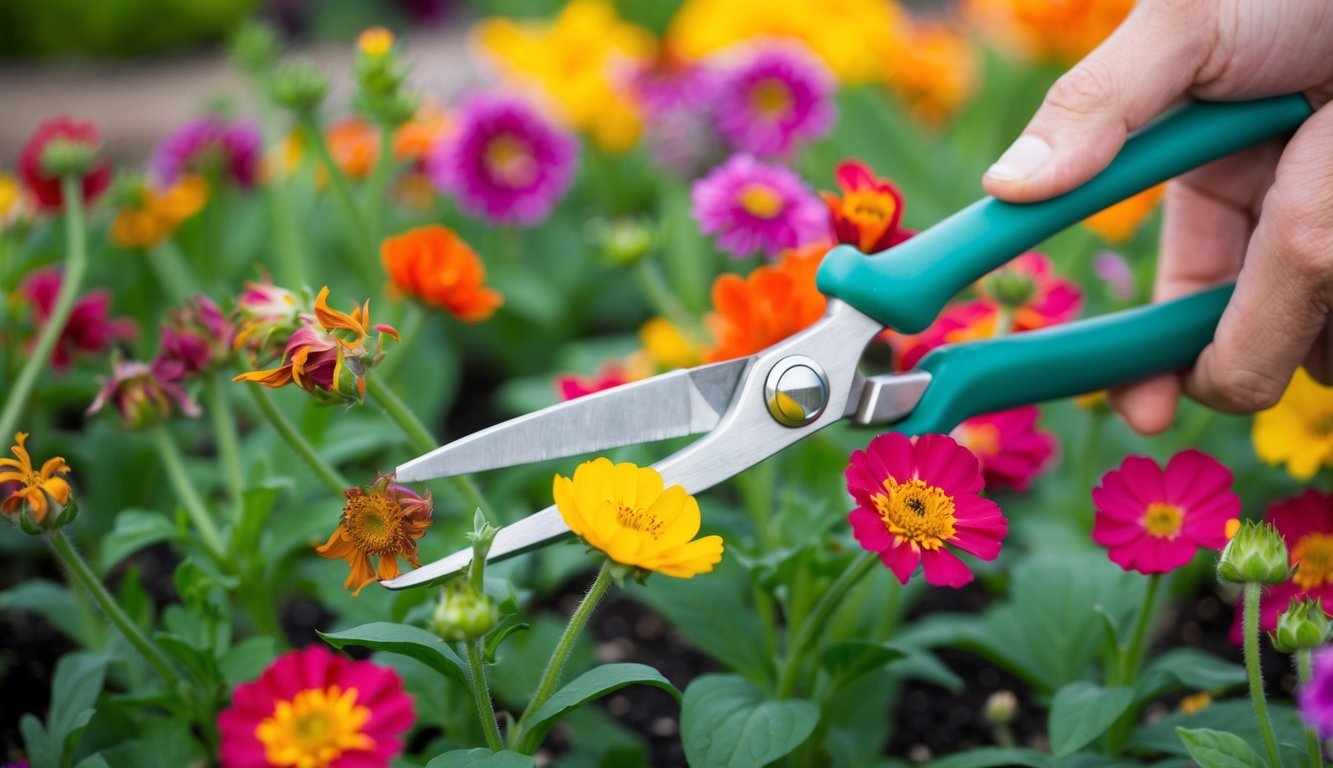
left=474, top=0, right=654, bottom=152
left=887, top=21, right=979, bottom=126
left=0, top=432, right=72, bottom=526
left=639, top=317, right=702, bottom=371
left=317, top=477, right=433, bottom=596
left=553, top=458, right=723, bottom=578
left=667, top=0, right=909, bottom=84
left=1082, top=184, right=1165, bottom=243
left=357, top=26, right=394, bottom=57
left=110, top=176, right=209, bottom=249
left=1253, top=366, right=1333, bottom=481
left=0, top=172, right=28, bottom=228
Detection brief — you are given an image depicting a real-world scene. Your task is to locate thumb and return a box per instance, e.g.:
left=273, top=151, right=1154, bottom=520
left=982, top=0, right=1213, bottom=202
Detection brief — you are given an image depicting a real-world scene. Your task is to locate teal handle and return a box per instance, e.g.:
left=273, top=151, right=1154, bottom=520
left=816, top=95, right=1312, bottom=332
left=890, top=284, right=1232, bottom=436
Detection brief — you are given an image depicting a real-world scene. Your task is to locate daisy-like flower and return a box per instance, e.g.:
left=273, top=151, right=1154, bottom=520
left=1083, top=184, right=1165, bottom=243
left=846, top=432, right=1007, bottom=587
left=19, top=117, right=111, bottom=211
left=18, top=268, right=137, bottom=371
left=1253, top=366, right=1333, bottom=481
left=691, top=154, right=826, bottom=259
left=427, top=94, right=578, bottom=226
left=109, top=175, right=209, bottom=249
left=232, top=276, right=303, bottom=362
left=218, top=645, right=415, bottom=767
left=316, top=477, right=433, bottom=596
left=951, top=406, right=1056, bottom=492
left=151, top=116, right=261, bottom=189
left=1301, top=646, right=1333, bottom=739
left=628, top=52, right=726, bottom=177
left=87, top=356, right=200, bottom=430
left=704, top=242, right=828, bottom=362
left=159, top=295, right=234, bottom=378
left=1, top=432, right=72, bottom=527
left=979, top=251, right=1082, bottom=331
left=553, top=458, right=723, bottom=577
left=887, top=21, right=979, bottom=126
left=392, top=105, right=453, bottom=169
left=712, top=40, right=835, bottom=157
left=234, top=287, right=399, bottom=403
left=1091, top=451, right=1239, bottom=575
left=820, top=160, right=912, bottom=254
left=380, top=226, right=502, bottom=322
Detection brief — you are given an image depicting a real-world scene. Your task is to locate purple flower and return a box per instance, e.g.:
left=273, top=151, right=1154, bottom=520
left=1093, top=251, right=1136, bottom=301
left=628, top=58, right=726, bottom=178
left=159, top=295, right=234, bottom=378
left=151, top=117, right=262, bottom=188
left=712, top=41, right=835, bottom=158
left=691, top=154, right=826, bottom=259
left=427, top=95, right=577, bottom=227
left=1301, top=646, right=1333, bottom=738
left=88, top=356, right=200, bottom=430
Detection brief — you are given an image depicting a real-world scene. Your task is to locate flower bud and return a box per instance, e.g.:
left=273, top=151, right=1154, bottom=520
left=983, top=690, right=1017, bottom=725
left=229, top=21, right=282, bottom=77
left=87, top=357, right=200, bottom=430
left=983, top=268, right=1037, bottom=310
left=589, top=218, right=656, bottom=267
left=270, top=61, right=330, bottom=116
left=159, top=295, right=234, bottom=377
left=431, top=586, right=499, bottom=642
left=1218, top=520, right=1291, bottom=585
left=357, top=27, right=394, bottom=58
left=1273, top=598, right=1332, bottom=653
left=39, top=138, right=99, bottom=178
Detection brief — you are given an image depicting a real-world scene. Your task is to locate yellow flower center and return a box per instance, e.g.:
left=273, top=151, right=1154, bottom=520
left=955, top=423, right=1001, bottom=457
left=872, top=477, right=957, bottom=551
left=343, top=492, right=403, bottom=556
left=616, top=503, right=664, bottom=539
left=750, top=78, right=793, bottom=118
left=255, top=686, right=375, bottom=768
left=484, top=133, right=538, bottom=188
left=739, top=183, right=784, bottom=219
left=844, top=190, right=895, bottom=225
left=1292, top=533, right=1333, bottom=590
left=1141, top=502, right=1183, bottom=539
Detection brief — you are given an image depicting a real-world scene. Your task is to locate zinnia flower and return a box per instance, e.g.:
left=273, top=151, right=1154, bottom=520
left=704, top=242, right=827, bottom=362
left=964, top=0, right=1133, bottom=64
left=978, top=251, right=1082, bottom=331
left=628, top=52, right=726, bottom=177
left=639, top=317, right=702, bottom=371
left=1300, top=646, right=1333, bottom=739
left=820, top=160, right=911, bottom=254
left=1083, top=184, right=1165, bottom=243
left=887, top=21, right=979, bottom=125
left=316, top=477, right=433, bottom=596
left=553, top=458, right=724, bottom=577
left=951, top=406, right=1056, bottom=492
left=324, top=118, right=380, bottom=181
left=19, top=117, right=111, bottom=211
left=1091, top=451, right=1239, bottom=575
left=18, top=268, right=137, bottom=370
left=232, top=277, right=303, bottom=362
left=1234, top=491, right=1333, bottom=638
left=392, top=105, right=453, bottom=169
left=712, top=40, right=835, bottom=157
left=556, top=362, right=647, bottom=401
left=885, top=300, right=996, bottom=371
left=1, top=432, right=72, bottom=526
left=380, top=226, right=502, bottom=321
left=1253, top=366, right=1333, bottom=481
left=846, top=432, right=1006, bottom=587
left=427, top=94, right=578, bottom=226
left=218, top=645, right=415, bottom=767
left=151, top=116, right=262, bottom=189
left=110, top=175, right=209, bottom=249
left=159, top=295, right=234, bottom=377
left=88, top=356, right=200, bottom=429
left=691, top=154, right=826, bottom=259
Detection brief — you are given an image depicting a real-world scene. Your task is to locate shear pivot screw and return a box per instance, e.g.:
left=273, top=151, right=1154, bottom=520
left=764, top=355, right=829, bottom=427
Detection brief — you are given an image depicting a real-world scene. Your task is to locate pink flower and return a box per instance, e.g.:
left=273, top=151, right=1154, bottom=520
left=427, top=94, right=577, bottom=226
left=557, top=364, right=630, bottom=401
left=1233, top=490, right=1333, bottom=639
left=151, top=116, right=262, bottom=188
left=951, top=407, right=1057, bottom=492
left=218, top=645, right=415, bottom=768
left=1094, top=251, right=1136, bottom=301
left=886, top=300, right=997, bottom=372
left=1091, top=451, right=1239, bottom=575
left=18, top=268, right=136, bottom=370
left=691, top=154, right=826, bottom=259
left=1301, top=646, right=1333, bottom=738
left=628, top=56, right=726, bottom=177
left=159, top=295, right=233, bottom=378
left=712, top=41, right=835, bottom=157
left=846, top=433, right=1007, bottom=588
left=87, top=356, right=200, bottom=429
left=979, top=252, right=1082, bottom=331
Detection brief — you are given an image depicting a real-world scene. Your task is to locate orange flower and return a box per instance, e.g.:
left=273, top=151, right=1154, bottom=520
left=392, top=105, right=453, bottom=166
left=317, top=477, right=432, bottom=596
left=326, top=118, right=379, bottom=180
left=110, top=176, right=209, bottom=249
left=887, top=21, right=978, bottom=126
left=704, top=242, right=828, bottom=362
left=965, top=0, right=1132, bottom=64
left=1083, top=184, right=1165, bottom=243
left=380, top=226, right=502, bottom=322
left=820, top=160, right=911, bottom=254
left=0, top=432, right=72, bottom=527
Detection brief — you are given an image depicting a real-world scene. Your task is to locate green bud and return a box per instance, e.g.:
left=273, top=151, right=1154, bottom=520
left=984, top=268, right=1037, bottom=310
left=1272, top=598, right=1331, bottom=653
left=40, top=139, right=98, bottom=178
left=11, top=492, right=77, bottom=535
left=1218, top=520, right=1291, bottom=585
left=270, top=61, right=330, bottom=116
left=229, top=21, right=282, bottom=77
left=431, top=586, right=500, bottom=642
left=589, top=218, right=657, bottom=267
left=983, top=691, right=1017, bottom=725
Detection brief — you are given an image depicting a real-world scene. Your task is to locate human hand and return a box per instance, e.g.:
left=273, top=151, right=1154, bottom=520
left=981, top=0, right=1333, bottom=433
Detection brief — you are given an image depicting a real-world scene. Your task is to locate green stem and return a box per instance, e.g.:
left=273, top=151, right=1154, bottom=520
left=992, top=305, right=1014, bottom=338
left=246, top=386, right=349, bottom=495
left=1246, top=582, right=1283, bottom=768
left=364, top=125, right=395, bottom=244
left=737, top=462, right=780, bottom=667
left=150, top=425, right=227, bottom=561
left=1300, top=649, right=1324, bottom=768
left=49, top=529, right=181, bottom=689
left=776, top=552, right=879, bottom=699
left=467, top=639, right=505, bottom=752
left=0, top=177, right=87, bottom=441
left=513, top=562, right=615, bottom=751
left=205, top=373, right=245, bottom=519
left=1119, top=573, right=1161, bottom=684
left=300, top=118, right=376, bottom=286
left=634, top=258, right=707, bottom=341
left=249, top=84, right=308, bottom=288
left=375, top=302, right=424, bottom=382
left=146, top=240, right=197, bottom=304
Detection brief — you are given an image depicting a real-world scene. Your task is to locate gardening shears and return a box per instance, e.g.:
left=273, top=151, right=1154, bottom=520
left=382, top=93, right=1314, bottom=590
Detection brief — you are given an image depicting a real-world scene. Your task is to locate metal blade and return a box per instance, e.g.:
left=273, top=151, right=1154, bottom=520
left=395, top=359, right=749, bottom=482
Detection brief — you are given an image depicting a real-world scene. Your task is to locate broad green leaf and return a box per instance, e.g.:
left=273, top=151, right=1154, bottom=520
left=1137, top=649, right=1248, bottom=701
left=0, top=579, right=104, bottom=648
left=1175, top=727, right=1265, bottom=768
left=523, top=663, right=680, bottom=747
left=74, top=756, right=110, bottom=768
left=319, top=623, right=468, bottom=687
left=820, top=641, right=907, bottom=685
left=49, top=653, right=108, bottom=762
left=926, top=747, right=1053, bottom=768
left=886, top=647, right=964, bottom=694
left=488, top=615, right=594, bottom=709
left=681, top=674, right=819, bottom=768
left=100, top=509, right=178, bottom=571
left=1129, top=699, right=1309, bottom=763
left=219, top=636, right=277, bottom=684
left=1049, top=682, right=1135, bottom=757
left=425, top=748, right=535, bottom=768
left=21, top=714, right=53, bottom=768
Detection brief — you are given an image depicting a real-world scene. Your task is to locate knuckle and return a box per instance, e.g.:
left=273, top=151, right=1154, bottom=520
left=1044, top=61, right=1117, bottom=118
left=1265, top=193, right=1333, bottom=280
left=1210, top=367, right=1286, bottom=412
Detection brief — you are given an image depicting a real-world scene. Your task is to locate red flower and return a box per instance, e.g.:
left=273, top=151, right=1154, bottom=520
left=19, top=118, right=111, bottom=211
left=951, top=406, right=1057, bottom=491
left=557, top=364, right=631, bottom=401
left=886, top=300, right=996, bottom=371
left=1233, top=490, right=1333, bottom=640
left=820, top=160, right=912, bottom=254
left=18, top=268, right=137, bottom=370
left=979, top=252, right=1082, bottom=331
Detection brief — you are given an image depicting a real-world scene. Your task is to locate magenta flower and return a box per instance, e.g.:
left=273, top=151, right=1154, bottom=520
left=18, top=268, right=136, bottom=370
left=846, top=433, right=1007, bottom=588
left=159, top=295, right=234, bottom=378
left=691, top=154, right=826, bottom=259
left=951, top=406, right=1057, bottom=492
left=87, top=357, right=200, bottom=430
left=1094, top=251, right=1136, bottom=300
left=1301, top=646, right=1333, bottom=738
left=1091, top=451, right=1239, bottom=575
left=628, top=58, right=726, bottom=177
left=150, top=116, right=262, bottom=188
left=713, top=41, right=835, bottom=157
left=427, top=94, right=577, bottom=226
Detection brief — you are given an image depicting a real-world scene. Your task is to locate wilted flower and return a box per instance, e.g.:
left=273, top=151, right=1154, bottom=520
left=1252, top=367, right=1333, bottom=482
left=712, top=40, right=835, bottom=158
left=109, top=175, right=209, bottom=249
left=1, top=432, right=73, bottom=529
left=1299, top=646, right=1333, bottom=739
left=691, top=154, right=826, bottom=259
left=705, top=242, right=827, bottom=362
left=380, top=226, right=502, bottom=321
left=19, top=117, right=111, bottom=211
left=553, top=458, right=724, bottom=577
left=219, top=646, right=415, bottom=767
left=1093, top=251, right=1136, bottom=301
left=317, top=476, right=432, bottom=596
left=159, top=295, right=233, bottom=377
left=232, top=276, right=303, bottom=362
left=427, top=94, right=578, bottom=226
left=888, top=21, right=979, bottom=125
left=820, top=160, right=911, bottom=254
left=18, top=268, right=137, bottom=370
left=87, top=356, right=200, bottom=429
left=846, top=432, right=1007, bottom=587
left=979, top=252, right=1082, bottom=331
left=1083, top=185, right=1165, bottom=243
left=150, top=116, right=262, bottom=189
left=951, top=406, right=1056, bottom=492
left=1273, top=598, right=1331, bottom=653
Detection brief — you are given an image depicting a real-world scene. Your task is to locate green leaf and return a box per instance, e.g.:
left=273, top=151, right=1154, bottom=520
left=1137, top=649, right=1248, bottom=701
left=219, top=636, right=277, bottom=684
left=21, top=714, right=53, bottom=768
left=926, top=747, right=1054, bottom=768
left=524, top=663, right=680, bottom=746
left=100, top=509, right=179, bottom=571
left=1048, top=682, right=1135, bottom=757
left=319, top=623, right=469, bottom=688
left=483, top=620, right=530, bottom=664
left=1174, top=727, right=1265, bottom=768
left=820, top=641, right=907, bottom=686
left=0, top=579, right=104, bottom=648
left=74, top=756, right=110, bottom=768
left=424, top=748, right=535, bottom=768
left=681, top=674, right=819, bottom=768
left=1129, top=699, right=1308, bottom=760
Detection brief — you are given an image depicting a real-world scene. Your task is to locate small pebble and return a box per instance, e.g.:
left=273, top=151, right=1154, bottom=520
left=651, top=717, right=678, bottom=737
left=1196, top=596, right=1221, bottom=621
left=596, top=637, right=634, bottom=663
left=907, top=744, right=932, bottom=763
left=608, top=694, right=632, bottom=716
left=635, top=613, right=666, bottom=639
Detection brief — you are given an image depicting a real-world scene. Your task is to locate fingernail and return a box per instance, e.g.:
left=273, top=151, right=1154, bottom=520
left=985, top=135, right=1053, bottom=182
